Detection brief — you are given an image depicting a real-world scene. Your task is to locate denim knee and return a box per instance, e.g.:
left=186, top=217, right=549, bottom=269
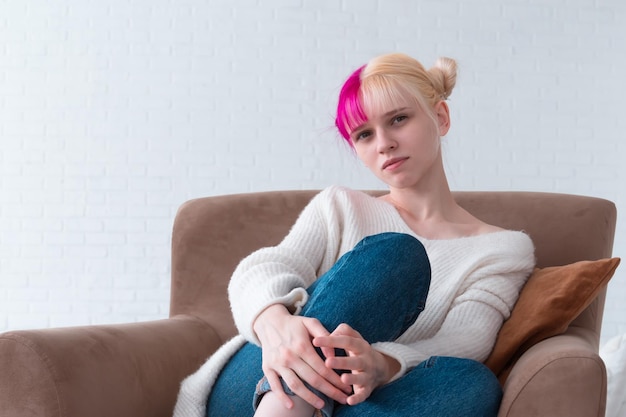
left=356, top=232, right=430, bottom=294
left=358, top=232, right=427, bottom=261
left=303, top=232, right=431, bottom=344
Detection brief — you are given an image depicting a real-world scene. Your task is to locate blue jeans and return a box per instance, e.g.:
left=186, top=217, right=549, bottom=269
left=206, top=233, right=502, bottom=416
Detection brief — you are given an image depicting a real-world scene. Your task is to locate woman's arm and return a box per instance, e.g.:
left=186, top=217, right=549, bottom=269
left=372, top=233, right=535, bottom=379
left=228, top=187, right=341, bottom=344
left=227, top=187, right=352, bottom=408
left=373, top=268, right=533, bottom=377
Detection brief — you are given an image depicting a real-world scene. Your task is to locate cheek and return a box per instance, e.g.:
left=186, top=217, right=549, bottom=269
left=417, top=123, right=440, bottom=149
left=357, top=147, right=380, bottom=171
left=354, top=147, right=370, bottom=166
left=421, top=119, right=439, bottom=139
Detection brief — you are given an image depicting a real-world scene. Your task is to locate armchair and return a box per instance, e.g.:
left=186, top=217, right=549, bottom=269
left=0, top=190, right=617, bottom=417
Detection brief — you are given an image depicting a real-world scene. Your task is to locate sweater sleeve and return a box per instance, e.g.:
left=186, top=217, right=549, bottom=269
left=373, top=234, right=535, bottom=380
left=228, top=187, right=343, bottom=345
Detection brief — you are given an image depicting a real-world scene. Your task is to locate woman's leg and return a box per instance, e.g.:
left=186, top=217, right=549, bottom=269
left=206, top=342, right=263, bottom=417
left=334, top=357, right=502, bottom=417
left=302, top=232, right=431, bottom=343
left=208, top=232, right=431, bottom=417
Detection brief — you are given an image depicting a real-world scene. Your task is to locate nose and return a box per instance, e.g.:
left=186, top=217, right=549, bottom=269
left=376, top=130, right=397, bottom=153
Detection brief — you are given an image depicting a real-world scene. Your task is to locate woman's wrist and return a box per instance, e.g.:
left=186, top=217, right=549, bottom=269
left=375, top=351, right=401, bottom=386
left=253, top=304, right=290, bottom=340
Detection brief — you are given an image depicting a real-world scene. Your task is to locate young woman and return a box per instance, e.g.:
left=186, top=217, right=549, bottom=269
left=173, top=53, right=535, bottom=417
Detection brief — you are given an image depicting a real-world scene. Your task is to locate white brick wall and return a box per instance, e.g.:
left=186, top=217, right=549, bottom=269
left=0, top=0, right=625, bottom=344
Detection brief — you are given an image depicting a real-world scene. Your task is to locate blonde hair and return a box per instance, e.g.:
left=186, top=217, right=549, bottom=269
left=336, top=53, right=457, bottom=143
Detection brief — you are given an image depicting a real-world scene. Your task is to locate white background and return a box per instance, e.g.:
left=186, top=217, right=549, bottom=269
left=0, top=0, right=624, bottom=345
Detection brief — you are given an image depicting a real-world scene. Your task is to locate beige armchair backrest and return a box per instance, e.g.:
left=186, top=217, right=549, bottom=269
left=169, top=190, right=617, bottom=345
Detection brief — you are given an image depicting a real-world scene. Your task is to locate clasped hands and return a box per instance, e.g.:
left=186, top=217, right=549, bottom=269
left=253, top=304, right=400, bottom=410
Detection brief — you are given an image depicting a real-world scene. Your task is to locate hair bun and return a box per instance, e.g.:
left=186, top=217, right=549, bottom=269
left=429, top=57, right=457, bottom=100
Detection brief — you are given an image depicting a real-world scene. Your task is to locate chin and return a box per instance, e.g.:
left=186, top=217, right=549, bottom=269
left=380, top=171, right=416, bottom=185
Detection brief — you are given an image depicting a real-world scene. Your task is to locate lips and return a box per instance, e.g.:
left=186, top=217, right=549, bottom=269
left=382, top=157, right=409, bottom=170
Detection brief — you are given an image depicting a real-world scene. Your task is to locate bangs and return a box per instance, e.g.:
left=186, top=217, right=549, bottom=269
left=360, top=75, right=415, bottom=124
left=335, top=66, right=367, bottom=141
left=336, top=69, right=416, bottom=143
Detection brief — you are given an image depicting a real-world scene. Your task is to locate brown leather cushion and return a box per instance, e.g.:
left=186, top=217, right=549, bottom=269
left=485, top=257, right=621, bottom=381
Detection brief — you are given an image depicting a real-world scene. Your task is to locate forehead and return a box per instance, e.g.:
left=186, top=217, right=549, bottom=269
left=348, top=79, right=416, bottom=132
left=362, top=86, right=414, bottom=121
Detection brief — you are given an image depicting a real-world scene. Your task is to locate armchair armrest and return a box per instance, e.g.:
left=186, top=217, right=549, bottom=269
left=0, top=315, right=222, bottom=417
left=499, top=326, right=607, bottom=417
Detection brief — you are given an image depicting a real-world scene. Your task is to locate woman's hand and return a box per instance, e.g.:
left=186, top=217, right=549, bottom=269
left=313, top=323, right=401, bottom=405
left=252, top=305, right=351, bottom=410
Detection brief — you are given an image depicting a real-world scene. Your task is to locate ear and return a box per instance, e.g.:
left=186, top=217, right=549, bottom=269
left=435, top=100, right=450, bottom=136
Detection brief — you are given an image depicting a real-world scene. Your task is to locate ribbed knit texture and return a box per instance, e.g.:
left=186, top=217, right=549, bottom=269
left=173, top=186, right=535, bottom=417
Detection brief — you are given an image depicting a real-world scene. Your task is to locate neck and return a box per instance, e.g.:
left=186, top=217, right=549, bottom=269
left=385, top=165, right=456, bottom=222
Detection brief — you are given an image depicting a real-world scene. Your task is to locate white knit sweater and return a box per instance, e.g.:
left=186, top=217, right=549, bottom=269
left=173, top=186, right=535, bottom=417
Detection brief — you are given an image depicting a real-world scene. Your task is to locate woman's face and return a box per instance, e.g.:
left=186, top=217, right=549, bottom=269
left=349, top=99, right=450, bottom=190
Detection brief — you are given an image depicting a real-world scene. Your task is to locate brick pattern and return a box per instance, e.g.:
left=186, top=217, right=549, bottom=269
left=0, top=0, right=625, bottom=342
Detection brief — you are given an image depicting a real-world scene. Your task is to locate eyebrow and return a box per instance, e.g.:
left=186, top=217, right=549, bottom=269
left=351, top=107, right=410, bottom=134
left=383, top=107, right=409, bottom=117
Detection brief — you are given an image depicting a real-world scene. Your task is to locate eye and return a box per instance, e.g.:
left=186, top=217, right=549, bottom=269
left=352, top=129, right=372, bottom=142
left=392, top=114, right=408, bottom=124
